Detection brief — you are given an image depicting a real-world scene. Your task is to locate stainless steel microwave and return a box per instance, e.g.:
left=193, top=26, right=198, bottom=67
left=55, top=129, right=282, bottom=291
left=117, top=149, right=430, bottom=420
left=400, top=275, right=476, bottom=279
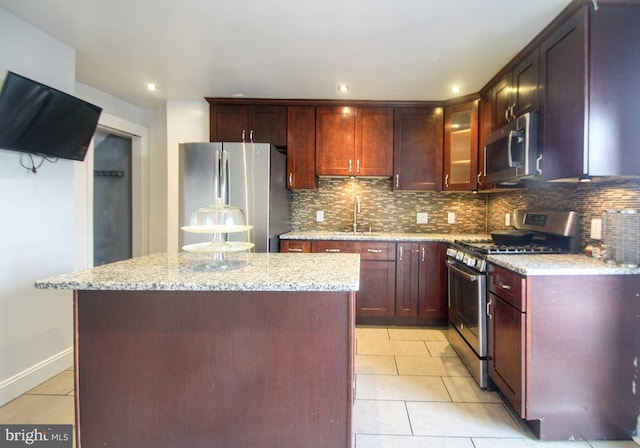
left=483, top=112, right=538, bottom=184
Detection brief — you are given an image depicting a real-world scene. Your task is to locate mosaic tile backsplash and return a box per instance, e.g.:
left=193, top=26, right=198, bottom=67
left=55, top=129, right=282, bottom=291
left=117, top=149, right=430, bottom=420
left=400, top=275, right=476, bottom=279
left=291, top=178, right=487, bottom=233
left=291, top=177, right=640, bottom=251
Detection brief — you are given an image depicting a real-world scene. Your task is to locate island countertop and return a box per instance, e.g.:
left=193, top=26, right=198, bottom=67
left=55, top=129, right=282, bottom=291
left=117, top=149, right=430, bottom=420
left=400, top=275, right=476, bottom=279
left=35, top=252, right=360, bottom=292
left=487, top=253, right=640, bottom=276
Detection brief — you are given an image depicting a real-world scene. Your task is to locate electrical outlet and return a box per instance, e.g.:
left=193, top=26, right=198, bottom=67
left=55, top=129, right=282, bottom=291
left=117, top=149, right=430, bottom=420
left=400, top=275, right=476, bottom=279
left=505, top=213, right=511, bottom=227
left=590, top=218, right=602, bottom=240
left=448, top=212, right=456, bottom=224
left=417, top=212, right=428, bottom=224
left=316, top=210, right=324, bottom=222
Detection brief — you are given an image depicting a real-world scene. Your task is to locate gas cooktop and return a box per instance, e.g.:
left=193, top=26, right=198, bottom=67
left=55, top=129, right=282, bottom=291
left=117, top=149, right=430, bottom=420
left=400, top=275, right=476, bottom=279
left=455, top=239, right=568, bottom=255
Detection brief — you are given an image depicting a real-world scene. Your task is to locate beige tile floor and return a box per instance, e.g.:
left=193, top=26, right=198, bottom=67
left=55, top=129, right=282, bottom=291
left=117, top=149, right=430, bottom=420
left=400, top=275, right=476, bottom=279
left=353, top=326, right=639, bottom=448
left=0, top=327, right=638, bottom=448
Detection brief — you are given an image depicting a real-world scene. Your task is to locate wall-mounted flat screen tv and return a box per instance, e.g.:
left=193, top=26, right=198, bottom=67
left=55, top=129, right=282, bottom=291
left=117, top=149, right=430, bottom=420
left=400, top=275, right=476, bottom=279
left=0, top=71, right=102, bottom=161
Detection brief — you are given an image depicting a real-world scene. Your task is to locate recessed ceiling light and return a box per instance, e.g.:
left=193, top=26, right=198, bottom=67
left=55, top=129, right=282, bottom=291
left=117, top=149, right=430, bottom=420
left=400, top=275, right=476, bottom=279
left=450, top=85, right=461, bottom=94
left=146, top=83, right=158, bottom=92
left=338, top=84, right=349, bottom=93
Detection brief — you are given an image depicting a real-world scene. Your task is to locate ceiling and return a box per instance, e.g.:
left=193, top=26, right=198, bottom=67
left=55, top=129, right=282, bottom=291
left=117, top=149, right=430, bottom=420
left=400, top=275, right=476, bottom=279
left=0, top=0, right=574, bottom=108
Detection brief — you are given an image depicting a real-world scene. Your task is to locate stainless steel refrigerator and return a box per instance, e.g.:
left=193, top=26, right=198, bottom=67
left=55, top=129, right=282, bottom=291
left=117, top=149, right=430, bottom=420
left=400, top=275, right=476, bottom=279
left=178, top=142, right=291, bottom=252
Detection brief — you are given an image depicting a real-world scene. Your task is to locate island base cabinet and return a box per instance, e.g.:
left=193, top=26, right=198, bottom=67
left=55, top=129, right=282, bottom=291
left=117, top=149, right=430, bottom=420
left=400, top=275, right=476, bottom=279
left=74, top=289, right=355, bottom=448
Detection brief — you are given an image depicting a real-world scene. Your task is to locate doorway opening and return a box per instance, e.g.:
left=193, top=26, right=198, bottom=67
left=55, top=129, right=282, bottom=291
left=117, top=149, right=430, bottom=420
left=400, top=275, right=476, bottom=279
left=93, top=129, right=133, bottom=266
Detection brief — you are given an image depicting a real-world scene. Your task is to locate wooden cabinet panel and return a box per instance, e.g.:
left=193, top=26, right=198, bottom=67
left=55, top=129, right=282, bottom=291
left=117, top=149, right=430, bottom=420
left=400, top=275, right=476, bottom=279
left=358, top=260, right=396, bottom=317
left=210, top=104, right=247, bottom=142
left=280, top=240, right=311, bottom=253
left=286, top=106, right=316, bottom=189
left=355, top=242, right=396, bottom=261
left=311, top=240, right=354, bottom=254
left=354, top=107, right=393, bottom=176
left=248, top=106, right=287, bottom=147
left=393, top=107, right=443, bottom=191
left=488, top=291, right=526, bottom=416
left=315, top=106, right=355, bottom=176
left=417, top=243, right=447, bottom=320
left=395, top=242, right=447, bottom=320
left=395, top=243, right=419, bottom=318
left=316, top=106, right=392, bottom=176
left=538, top=7, right=587, bottom=180
left=209, top=104, right=287, bottom=146
left=488, top=263, right=526, bottom=311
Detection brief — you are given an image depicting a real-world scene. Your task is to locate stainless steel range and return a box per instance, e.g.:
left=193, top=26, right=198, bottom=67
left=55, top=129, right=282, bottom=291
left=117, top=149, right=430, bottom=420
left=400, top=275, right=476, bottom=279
left=446, top=209, right=578, bottom=389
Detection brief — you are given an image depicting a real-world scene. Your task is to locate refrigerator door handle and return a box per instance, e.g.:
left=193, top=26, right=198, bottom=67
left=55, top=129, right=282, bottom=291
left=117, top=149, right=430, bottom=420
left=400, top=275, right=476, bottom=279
left=213, top=149, right=221, bottom=200
left=220, top=148, right=229, bottom=204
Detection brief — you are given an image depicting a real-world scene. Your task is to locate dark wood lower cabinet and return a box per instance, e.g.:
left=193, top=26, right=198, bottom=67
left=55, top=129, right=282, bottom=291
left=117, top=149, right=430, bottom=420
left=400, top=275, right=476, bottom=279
left=488, top=291, right=525, bottom=416
left=395, top=242, right=448, bottom=324
left=488, top=263, right=640, bottom=441
left=75, top=289, right=354, bottom=448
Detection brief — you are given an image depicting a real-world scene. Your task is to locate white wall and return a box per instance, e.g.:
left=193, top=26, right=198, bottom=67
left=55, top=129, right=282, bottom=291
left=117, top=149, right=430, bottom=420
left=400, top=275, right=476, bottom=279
left=166, top=101, right=209, bottom=253
left=0, top=8, right=77, bottom=405
left=0, top=8, right=159, bottom=405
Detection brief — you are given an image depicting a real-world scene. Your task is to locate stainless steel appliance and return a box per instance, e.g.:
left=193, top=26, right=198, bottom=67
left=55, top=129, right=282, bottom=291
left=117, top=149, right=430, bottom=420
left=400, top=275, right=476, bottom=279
left=484, top=112, right=538, bottom=184
left=179, top=142, right=291, bottom=252
left=446, top=209, right=578, bottom=389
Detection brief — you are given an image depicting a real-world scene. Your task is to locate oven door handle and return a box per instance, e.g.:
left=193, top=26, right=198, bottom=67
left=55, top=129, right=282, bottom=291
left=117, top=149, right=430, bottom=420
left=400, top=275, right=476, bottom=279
left=446, top=260, right=478, bottom=282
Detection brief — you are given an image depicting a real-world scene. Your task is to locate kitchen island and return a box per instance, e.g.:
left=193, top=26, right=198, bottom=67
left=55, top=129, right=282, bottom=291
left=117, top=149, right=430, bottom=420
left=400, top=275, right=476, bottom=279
left=36, top=252, right=360, bottom=448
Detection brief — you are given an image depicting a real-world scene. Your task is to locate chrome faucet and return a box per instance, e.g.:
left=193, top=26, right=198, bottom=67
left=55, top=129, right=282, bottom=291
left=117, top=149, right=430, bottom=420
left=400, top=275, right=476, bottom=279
left=353, top=196, right=361, bottom=233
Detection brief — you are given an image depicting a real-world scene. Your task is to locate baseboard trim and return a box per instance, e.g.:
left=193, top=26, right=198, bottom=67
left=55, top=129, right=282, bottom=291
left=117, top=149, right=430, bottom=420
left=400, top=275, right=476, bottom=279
left=0, top=347, right=74, bottom=407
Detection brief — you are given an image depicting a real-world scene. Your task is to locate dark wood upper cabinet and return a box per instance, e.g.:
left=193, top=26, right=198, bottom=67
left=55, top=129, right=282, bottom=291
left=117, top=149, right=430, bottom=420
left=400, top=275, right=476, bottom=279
left=393, top=107, right=443, bottom=191
left=492, top=50, right=539, bottom=131
left=539, top=2, right=640, bottom=180
left=316, top=106, right=393, bottom=176
left=209, top=104, right=287, bottom=147
left=443, top=99, right=479, bottom=191
left=286, top=106, right=316, bottom=189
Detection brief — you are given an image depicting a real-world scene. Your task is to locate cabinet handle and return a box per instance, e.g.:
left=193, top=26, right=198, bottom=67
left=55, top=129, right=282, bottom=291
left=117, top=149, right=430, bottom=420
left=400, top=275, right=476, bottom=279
left=487, top=298, right=493, bottom=319
left=536, top=154, right=543, bottom=176
left=399, top=245, right=403, bottom=260
left=242, top=129, right=246, bottom=142
left=421, top=246, right=425, bottom=262
left=288, top=173, right=293, bottom=187
left=395, top=174, right=400, bottom=188
left=250, top=129, right=254, bottom=142
left=288, top=248, right=303, bottom=252
left=356, top=159, right=361, bottom=173
left=367, top=249, right=383, bottom=253
left=477, top=172, right=482, bottom=185
left=348, top=159, right=353, bottom=173
left=444, top=174, right=449, bottom=188
left=497, top=280, right=511, bottom=290
left=325, top=248, right=341, bottom=253
left=505, top=107, right=510, bottom=122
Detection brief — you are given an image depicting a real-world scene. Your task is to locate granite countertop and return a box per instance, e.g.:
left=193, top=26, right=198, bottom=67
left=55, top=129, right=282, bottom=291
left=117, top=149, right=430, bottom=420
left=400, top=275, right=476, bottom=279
left=280, top=230, right=490, bottom=242
left=487, top=254, right=640, bottom=276
left=35, top=252, right=360, bottom=292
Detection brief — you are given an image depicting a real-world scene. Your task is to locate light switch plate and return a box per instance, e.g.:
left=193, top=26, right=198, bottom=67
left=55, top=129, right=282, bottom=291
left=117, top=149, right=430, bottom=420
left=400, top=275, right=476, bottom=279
left=417, top=212, right=428, bottom=224
left=505, top=213, right=511, bottom=226
left=448, top=212, right=456, bottom=224
left=316, top=210, right=324, bottom=222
